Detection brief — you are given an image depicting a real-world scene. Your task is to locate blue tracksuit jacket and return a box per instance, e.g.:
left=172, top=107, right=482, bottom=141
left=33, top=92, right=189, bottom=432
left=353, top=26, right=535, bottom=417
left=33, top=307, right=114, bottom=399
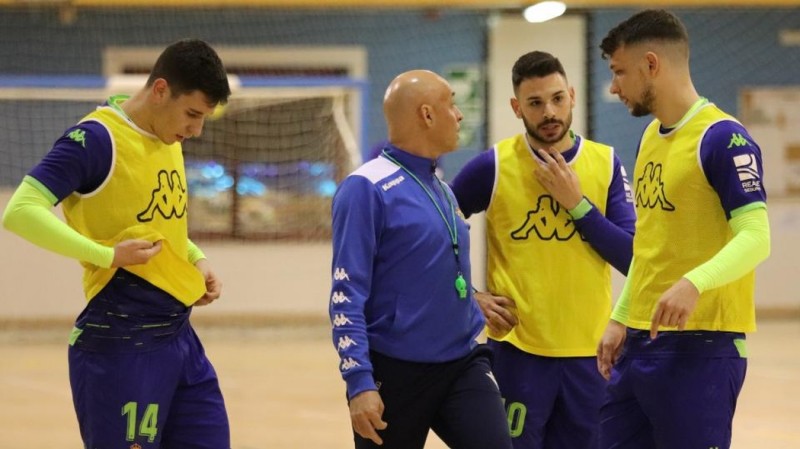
left=329, top=144, right=484, bottom=399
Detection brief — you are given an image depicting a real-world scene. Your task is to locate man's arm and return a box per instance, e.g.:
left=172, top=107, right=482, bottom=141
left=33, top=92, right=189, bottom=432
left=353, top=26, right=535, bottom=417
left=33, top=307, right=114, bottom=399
left=187, top=239, right=207, bottom=264
left=537, top=148, right=636, bottom=274
left=187, top=240, right=223, bottom=306
left=2, top=122, right=109, bottom=261
left=450, top=148, right=496, bottom=217
left=2, top=177, right=114, bottom=267
left=330, top=175, right=382, bottom=399
left=650, top=206, right=769, bottom=338
left=330, top=175, right=389, bottom=444
left=570, top=155, right=636, bottom=274
left=684, top=206, right=769, bottom=293
left=2, top=122, right=161, bottom=268
left=686, top=120, right=769, bottom=291
left=451, top=150, right=522, bottom=335
left=596, top=256, right=635, bottom=379
left=3, top=177, right=162, bottom=268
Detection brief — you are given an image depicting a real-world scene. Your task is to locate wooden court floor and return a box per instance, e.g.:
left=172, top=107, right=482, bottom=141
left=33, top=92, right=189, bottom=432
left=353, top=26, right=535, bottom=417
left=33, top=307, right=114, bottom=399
left=1, top=319, right=798, bottom=449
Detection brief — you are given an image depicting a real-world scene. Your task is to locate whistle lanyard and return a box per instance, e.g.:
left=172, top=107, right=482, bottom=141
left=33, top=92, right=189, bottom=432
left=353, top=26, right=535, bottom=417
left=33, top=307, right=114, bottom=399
left=381, top=150, right=468, bottom=299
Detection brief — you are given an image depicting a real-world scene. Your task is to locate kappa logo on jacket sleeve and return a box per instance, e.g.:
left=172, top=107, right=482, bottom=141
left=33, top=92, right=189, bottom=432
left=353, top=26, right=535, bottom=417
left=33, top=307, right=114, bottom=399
left=337, top=335, right=358, bottom=351
left=332, top=313, right=353, bottom=327
left=333, top=267, right=350, bottom=281
left=331, top=291, right=351, bottom=305
left=727, top=133, right=751, bottom=149
left=67, top=129, right=86, bottom=148
left=340, top=357, right=361, bottom=371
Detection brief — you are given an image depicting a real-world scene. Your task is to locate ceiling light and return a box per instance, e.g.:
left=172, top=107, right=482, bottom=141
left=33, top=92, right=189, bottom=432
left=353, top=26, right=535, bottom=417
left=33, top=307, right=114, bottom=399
left=523, top=1, right=567, bottom=23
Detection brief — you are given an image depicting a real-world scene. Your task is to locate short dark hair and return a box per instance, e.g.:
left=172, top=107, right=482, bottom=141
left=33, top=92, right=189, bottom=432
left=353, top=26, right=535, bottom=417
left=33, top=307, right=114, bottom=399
left=147, top=38, right=231, bottom=105
left=512, top=51, right=567, bottom=93
left=600, top=9, right=689, bottom=60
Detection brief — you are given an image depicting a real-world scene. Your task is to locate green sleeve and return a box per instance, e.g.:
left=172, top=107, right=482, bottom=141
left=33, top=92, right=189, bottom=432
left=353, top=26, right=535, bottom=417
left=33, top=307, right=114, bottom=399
left=187, top=239, right=207, bottom=264
left=683, top=205, right=770, bottom=293
left=1, top=176, right=114, bottom=268
left=610, top=256, right=634, bottom=325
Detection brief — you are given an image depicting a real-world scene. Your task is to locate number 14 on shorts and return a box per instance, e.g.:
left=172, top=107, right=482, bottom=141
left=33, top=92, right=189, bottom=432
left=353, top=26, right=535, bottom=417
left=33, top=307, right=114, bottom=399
left=122, top=401, right=160, bottom=443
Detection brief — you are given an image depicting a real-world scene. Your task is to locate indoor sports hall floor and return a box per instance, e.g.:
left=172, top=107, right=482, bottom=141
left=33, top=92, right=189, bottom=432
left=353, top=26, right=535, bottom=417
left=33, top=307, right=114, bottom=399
left=1, top=319, right=798, bottom=449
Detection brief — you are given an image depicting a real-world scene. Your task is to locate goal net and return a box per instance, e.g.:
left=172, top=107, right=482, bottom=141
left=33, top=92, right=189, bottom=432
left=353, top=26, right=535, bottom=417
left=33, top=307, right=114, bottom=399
left=0, top=74, right=364, bottom=241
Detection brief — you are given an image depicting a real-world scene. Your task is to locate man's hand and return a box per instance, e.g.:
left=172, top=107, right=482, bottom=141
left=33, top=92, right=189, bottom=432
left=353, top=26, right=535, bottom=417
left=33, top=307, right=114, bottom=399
left=194, top=258, right=222, bottom=306
left=474, top=291, right=518, bottom=338
left=650, top=277, right=700, bottom=339
left=111, top=239, right=162, bottom=267
left=534, top=147, right=583, bottom=210
left=596, top=319, right=626, bottom=381
left=349, top=390, right=388, bottom=445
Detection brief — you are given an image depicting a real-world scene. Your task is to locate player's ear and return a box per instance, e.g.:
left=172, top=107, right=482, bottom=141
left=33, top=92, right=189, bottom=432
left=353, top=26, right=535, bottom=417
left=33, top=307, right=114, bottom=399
left=644, top=52, right=659, bottom=76
left=420, top=104, right=434, bottom=126
left=510, top=97, right=522, bottom=119
left=151, top=78, right=169, bottom=103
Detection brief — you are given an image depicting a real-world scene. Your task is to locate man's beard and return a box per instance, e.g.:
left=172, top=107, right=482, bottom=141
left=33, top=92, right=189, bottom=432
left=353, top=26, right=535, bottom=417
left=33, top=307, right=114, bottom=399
left=523, top=110, right=572, bottom=146
left=630, top=82, right=656, bottom=117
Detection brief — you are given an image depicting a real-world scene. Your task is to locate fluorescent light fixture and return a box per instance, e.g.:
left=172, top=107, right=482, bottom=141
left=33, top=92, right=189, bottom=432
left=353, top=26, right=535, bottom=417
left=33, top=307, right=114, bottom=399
left=523, top=1, right=567, bottom=23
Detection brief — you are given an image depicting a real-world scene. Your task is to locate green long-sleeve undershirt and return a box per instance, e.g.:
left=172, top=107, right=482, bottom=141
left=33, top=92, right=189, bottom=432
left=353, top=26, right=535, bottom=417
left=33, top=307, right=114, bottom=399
left=611, top=203, right=770, bottom=324
left=2, top=176, right=206, bottom=268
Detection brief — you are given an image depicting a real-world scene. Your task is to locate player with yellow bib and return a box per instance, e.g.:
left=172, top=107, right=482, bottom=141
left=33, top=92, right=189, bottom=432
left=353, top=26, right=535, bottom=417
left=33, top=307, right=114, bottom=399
left=3, top=39, right=232, bottom=449
left=597, top=10, right=770, bottom=449
left=452, top=51, right=636, bottom=449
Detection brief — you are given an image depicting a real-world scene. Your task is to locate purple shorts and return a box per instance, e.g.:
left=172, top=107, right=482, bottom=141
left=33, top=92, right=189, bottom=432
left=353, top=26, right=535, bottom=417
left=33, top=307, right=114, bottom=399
left=69, top=324, right=230, bottom=449
left=600, top=329, right=747, bottom=449
left=489, top=340, right=607, bottom=449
